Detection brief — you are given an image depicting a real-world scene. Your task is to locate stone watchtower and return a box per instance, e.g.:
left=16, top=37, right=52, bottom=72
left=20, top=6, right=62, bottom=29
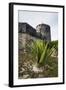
left=36, top=23, right=51, bottom=41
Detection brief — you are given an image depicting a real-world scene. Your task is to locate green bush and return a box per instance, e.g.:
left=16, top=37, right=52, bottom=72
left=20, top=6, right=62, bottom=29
left=30, top=40, right=58, bottom=66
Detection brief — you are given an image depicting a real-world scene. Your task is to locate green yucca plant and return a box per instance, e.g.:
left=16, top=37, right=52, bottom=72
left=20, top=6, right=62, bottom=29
left=30, top=40, right=56, bottom=66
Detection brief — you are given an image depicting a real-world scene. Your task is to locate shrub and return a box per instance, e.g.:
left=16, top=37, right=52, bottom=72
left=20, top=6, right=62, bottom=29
left=30, top=40, right=57, bottom=66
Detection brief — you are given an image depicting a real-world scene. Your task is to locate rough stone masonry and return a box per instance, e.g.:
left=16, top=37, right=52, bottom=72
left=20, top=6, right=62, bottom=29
left=18, top=22, right=51, bottom=50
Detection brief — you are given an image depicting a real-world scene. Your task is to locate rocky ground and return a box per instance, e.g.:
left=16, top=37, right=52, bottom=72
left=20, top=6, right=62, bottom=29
left=18, top=50, right=58, bottom=79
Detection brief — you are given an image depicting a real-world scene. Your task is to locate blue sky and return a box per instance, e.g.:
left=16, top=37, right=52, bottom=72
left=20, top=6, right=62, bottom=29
left=18, top=10, right=58, bottom=41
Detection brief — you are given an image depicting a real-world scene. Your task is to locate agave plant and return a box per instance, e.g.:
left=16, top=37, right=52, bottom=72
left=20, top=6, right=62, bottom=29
left=31, top=40, right=45, bottom=63
left=30, top=40, right=56, bottom=66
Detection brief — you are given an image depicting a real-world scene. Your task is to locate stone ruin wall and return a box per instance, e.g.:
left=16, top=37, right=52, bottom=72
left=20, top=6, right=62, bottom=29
left=18, top=23, right=51, bottom=51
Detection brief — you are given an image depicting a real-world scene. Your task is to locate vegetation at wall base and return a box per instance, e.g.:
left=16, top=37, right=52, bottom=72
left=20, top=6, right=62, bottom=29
left=18, top=39, right=58, bottom=79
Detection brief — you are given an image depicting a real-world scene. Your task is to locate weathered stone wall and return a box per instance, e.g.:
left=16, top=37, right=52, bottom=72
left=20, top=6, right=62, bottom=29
left=18, top=33, right=31, bottom=50
left=19, top=23, right=51, bottom=41
left=18, top=23, right=51, bottom=51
